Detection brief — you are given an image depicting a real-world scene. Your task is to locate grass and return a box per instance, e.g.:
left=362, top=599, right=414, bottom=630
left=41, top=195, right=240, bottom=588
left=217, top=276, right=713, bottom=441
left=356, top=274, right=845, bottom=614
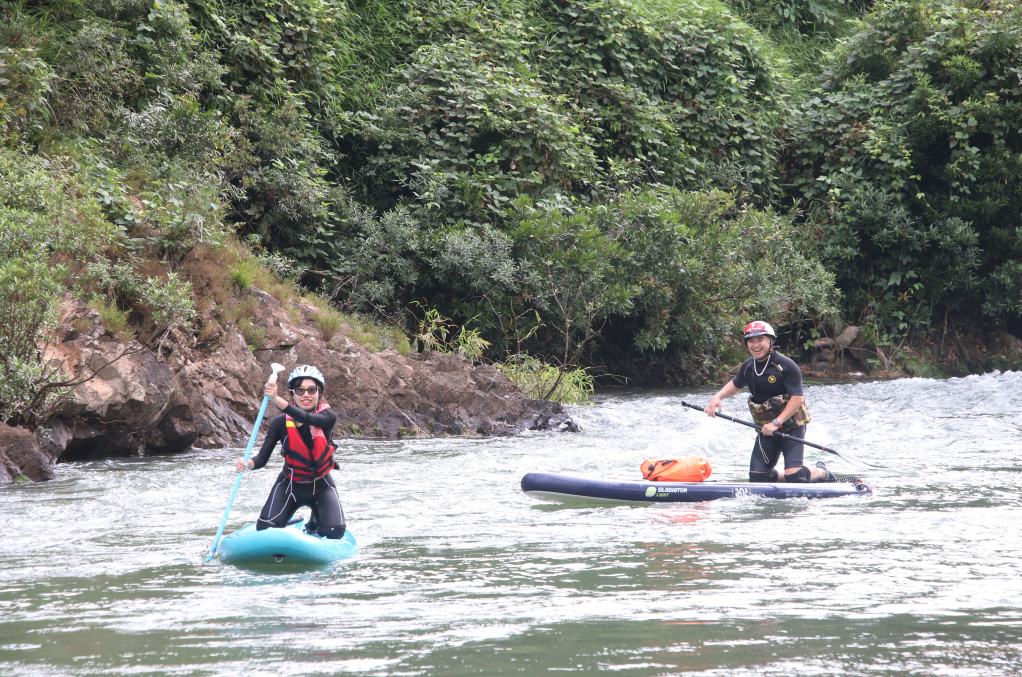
left=88, top=296, right=136, bottom=343
left=315, top=311, right=343, bottom=343
left=229, top=259, right=259, bottom=290
left=226, top=296, right=265, bottom=350
left=495, top=354, right=594, bottom=405
left=303, top=293, right=410, bottom=355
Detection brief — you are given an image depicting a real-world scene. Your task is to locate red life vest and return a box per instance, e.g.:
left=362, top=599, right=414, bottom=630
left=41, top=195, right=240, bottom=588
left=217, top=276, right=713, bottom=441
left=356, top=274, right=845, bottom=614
left=284, top=403, right=334, bottom=481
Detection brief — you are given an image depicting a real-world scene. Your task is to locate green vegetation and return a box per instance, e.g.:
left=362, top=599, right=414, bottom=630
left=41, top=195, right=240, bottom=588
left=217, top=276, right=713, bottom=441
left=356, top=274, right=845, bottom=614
left=496, top=355, right=595, bottom=405
left=2, top=0, right=1019, bottom=418
left=791, top=1, right=1022, bottom=343
left=89, top=296, right=135, bottom=343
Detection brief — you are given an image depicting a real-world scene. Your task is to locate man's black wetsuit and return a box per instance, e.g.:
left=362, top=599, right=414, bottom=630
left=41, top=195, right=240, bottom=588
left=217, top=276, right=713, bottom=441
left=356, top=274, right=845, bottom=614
left=250, top=404, right=345, bottom=538
left=732, top=351, right=806, bottom=480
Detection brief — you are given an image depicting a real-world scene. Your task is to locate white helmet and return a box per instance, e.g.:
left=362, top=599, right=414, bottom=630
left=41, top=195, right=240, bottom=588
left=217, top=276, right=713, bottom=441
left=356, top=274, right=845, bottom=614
left=287, top=365, right=325, bottom=392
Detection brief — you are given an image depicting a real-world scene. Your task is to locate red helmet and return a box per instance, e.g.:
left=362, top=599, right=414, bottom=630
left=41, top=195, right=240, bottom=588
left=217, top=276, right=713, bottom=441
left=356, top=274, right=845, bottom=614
left=743, top=321, right=776, bottom=341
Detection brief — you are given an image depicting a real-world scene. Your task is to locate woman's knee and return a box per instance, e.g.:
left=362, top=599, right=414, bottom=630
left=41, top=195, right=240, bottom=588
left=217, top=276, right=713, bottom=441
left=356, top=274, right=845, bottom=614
left=318, top=525, right=346, bottom=540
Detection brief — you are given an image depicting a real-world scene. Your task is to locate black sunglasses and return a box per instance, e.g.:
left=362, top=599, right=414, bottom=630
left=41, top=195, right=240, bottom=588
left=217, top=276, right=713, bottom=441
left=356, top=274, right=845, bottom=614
left=291, top=386, right=320, bottom=395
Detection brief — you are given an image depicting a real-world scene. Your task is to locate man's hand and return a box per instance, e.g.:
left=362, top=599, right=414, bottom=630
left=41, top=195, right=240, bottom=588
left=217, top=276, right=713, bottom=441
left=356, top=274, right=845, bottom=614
left=761, top=421, right=778, bottom=436
left=704, top=396, right=722, bottom=418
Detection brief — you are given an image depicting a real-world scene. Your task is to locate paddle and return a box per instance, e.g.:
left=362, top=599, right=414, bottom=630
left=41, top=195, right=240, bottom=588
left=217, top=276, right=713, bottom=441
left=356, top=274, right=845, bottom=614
left=205, top=362, right=286, bottom=563
left=679, top=400, right=884, bottom=470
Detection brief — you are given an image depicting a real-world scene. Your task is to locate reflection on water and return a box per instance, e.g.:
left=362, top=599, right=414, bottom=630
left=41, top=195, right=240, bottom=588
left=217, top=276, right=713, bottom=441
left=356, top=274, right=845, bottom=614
left=2, top=371, right=1022, bottom=675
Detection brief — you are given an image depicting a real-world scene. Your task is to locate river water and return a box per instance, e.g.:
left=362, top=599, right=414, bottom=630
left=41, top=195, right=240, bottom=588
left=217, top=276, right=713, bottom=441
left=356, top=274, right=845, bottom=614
left=2, top=372, right=1022, bottom=676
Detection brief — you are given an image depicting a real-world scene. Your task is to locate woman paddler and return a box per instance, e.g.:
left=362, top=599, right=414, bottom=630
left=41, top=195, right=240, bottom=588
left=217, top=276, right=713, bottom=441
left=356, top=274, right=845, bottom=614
left=235, top=365, right=346, bottom=538
left=703, top=321, right=836, bottom=483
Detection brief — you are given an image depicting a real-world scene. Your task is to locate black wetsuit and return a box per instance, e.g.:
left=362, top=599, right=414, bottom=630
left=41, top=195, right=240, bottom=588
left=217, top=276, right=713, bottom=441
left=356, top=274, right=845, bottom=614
left=732, top=351, right=806, bottom=478
left=251, top=404, right=346, bottom=538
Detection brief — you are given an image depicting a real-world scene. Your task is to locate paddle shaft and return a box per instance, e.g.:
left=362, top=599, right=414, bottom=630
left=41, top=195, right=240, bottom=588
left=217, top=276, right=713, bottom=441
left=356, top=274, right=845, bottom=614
left=679, top=400, right=882, bottom=469
left=204, top=395, right=271, bottom=562
left=679, top=401, right=822, bottom=447
left=205, top=364, right=285, bottom=562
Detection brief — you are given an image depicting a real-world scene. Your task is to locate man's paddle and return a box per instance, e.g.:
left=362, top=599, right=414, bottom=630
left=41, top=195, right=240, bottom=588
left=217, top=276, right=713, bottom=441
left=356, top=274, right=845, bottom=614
left=205, top=362, right=286, bottom=563
left=679, top=400, right=884, bottom=470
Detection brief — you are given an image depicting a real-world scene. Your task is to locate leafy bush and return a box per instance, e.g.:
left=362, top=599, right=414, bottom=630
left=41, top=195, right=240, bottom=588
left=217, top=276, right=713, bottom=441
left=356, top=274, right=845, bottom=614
left=0, top=150, right=123, bottom=425
left=788, top=0, right=1022, bottom=332
left=496, top=354, right=594, bottom=404
left=139, top=272, right=196, bottom=349
left=352, top=35, right=599, bottom=220
left=341, top=0, right=786, bottom=220
left=728, top=0, right=853, bottom=31
left=0, top=46, right=55, bottom=144
left=489, top=187, right=833, bottom=381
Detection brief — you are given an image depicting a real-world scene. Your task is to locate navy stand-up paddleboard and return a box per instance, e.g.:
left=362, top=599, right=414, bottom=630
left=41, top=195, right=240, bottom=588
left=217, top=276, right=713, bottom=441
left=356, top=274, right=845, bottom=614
left=218, top=518, right=358, bottom=565
left=521, top=473, right=872, bottom=505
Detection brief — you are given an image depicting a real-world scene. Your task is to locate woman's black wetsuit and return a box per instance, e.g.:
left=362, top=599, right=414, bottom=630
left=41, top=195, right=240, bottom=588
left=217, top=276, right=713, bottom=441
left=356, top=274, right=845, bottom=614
left=250, top=404, right=345, bottom=538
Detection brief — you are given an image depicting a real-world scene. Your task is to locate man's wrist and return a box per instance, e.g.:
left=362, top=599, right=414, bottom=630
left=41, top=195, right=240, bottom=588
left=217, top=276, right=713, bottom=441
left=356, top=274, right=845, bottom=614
left=772, top=418, right=782, bottom=427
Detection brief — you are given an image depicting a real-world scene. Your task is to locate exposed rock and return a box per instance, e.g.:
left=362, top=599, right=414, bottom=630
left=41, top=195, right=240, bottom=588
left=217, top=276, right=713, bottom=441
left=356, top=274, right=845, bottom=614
left=813, top=325, right=861, bottom=351
left=986, top=331, right=1022, bottom=357
left=806, top=325, right=862, bottom=373
left=0, top=424, right=55, bottom=482
left=49, top=328, right=193, bottom=460
left=258, top=321, right=575, bottom=438
left=37, top=288, right=576, bottom=465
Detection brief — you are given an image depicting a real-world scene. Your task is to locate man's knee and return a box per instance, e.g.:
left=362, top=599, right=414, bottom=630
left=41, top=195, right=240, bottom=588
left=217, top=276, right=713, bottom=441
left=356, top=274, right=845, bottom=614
left=749, top=469, right=779, bottom=483
left=784, top=466, right=811, bottom=483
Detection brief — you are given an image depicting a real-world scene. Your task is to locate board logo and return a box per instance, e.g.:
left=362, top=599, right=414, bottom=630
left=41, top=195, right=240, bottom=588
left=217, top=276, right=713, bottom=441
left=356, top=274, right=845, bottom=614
left=767, top=375, right=777, bottom=383
left=645, top=486, right=657, bottom=497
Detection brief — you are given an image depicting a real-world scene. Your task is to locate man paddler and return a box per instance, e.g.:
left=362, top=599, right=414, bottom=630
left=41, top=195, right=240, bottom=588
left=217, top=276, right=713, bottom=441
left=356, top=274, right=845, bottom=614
left=703, top=321, right=836, bottom=483
left=234, top=365, right=347, bottom=537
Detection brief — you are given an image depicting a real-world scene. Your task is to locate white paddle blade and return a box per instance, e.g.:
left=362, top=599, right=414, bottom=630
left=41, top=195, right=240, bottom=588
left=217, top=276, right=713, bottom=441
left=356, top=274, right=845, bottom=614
left=268, top=363, right=286, bottom=383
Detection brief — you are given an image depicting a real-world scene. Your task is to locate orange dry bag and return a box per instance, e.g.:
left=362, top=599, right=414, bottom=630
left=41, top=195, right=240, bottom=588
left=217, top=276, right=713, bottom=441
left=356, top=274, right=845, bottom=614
left=640, top=456, right=712, bottom=482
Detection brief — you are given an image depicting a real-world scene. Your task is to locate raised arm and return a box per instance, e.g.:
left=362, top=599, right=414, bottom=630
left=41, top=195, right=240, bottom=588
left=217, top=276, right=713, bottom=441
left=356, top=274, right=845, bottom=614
left=282, top=404, right=337, bottom=429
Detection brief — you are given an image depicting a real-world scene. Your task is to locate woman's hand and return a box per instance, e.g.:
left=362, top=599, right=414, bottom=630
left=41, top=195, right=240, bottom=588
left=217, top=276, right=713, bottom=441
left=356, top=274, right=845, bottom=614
left=264, top=381, right=288, bottom=409
left=761, top=421, right=778, bottom=437
left=236, top=458, right=254, bottom=473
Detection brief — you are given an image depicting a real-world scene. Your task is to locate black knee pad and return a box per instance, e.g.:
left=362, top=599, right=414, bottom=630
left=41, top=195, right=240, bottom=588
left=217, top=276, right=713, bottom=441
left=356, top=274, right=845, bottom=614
left=785, top=466, right=811, bottom=483
left=319, top=525, right=346, bottom=540
left=749, top=471, right=771, bottom=483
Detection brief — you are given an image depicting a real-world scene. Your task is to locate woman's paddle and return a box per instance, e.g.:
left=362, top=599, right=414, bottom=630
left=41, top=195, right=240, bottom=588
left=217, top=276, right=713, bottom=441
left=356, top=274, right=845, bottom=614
left=679, top=400, right=884, bottom=470
left=205, top=362, right=286, bottom=563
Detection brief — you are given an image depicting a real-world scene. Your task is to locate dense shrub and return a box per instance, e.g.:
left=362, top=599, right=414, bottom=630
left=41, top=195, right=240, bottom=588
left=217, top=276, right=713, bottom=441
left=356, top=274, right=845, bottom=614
left=0, top=151, right=119, bottom=425
left=788, top=0, right=1022, bottom=333
left=340, top=0, right=786, bottom=223
left=509, top=187, right=836, bottom=381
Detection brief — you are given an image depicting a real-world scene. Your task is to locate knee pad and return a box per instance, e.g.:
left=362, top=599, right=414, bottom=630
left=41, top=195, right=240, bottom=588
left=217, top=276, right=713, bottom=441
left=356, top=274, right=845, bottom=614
left=749, top=471, right=771, bottom=483
left=320, top=525, right=346, bottom=540
left=785, top=466, right=811, bottom=483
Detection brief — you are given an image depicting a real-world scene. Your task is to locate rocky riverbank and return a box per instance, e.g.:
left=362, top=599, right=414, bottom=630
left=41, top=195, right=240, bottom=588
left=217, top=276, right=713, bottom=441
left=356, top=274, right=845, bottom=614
left=792, top=323, right=1022, bottom=379
left=1, top=290, right=576, bottom=483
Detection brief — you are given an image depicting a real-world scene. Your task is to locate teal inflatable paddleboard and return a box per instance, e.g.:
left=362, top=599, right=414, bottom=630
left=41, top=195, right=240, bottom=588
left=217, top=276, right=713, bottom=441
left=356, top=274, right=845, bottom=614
left=218, top=519, right=358, bottom=565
